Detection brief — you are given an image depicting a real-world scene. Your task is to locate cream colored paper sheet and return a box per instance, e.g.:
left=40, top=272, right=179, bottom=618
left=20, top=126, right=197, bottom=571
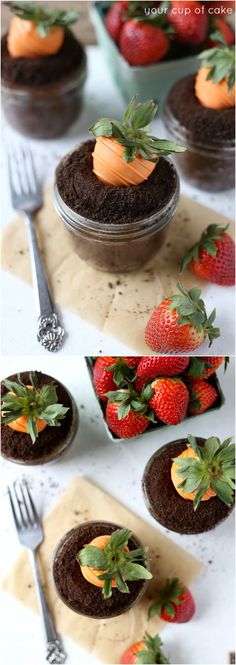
left=2, top=476, right=203, bottom=664
left=2, top=186, right=232, bottom=353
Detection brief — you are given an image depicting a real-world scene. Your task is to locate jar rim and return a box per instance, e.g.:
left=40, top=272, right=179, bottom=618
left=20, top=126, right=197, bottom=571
left=164, top=102, right=235, bottom=156
left=54, top=156, right=180, bottom=239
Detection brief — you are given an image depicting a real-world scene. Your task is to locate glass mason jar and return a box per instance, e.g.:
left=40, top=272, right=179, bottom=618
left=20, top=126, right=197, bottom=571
left=1, top=381, right=79, bottom=466
left=1, top=49, right=87, bottom=139
left=52, top=520, right=150, bottom=618
left=54, top=159, right=180, bottom=273
left=164, top=100, right=235, bottom=192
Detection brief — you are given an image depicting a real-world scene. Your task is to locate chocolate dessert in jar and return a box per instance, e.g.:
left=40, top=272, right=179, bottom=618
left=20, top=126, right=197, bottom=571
left=142, top=435, right=235, bottom=535
left=1, top=371, right=78, bottom=465
left=54, top=97, right=185, bottom=272
left=164, top=37, right=235, bottom=191
left=1, top=3, right=87, bottom=138
left=53, top=521, right=152, bottom=618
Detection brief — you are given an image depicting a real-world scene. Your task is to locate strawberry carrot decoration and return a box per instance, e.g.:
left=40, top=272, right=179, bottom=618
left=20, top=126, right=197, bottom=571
left=120, top=633, right=169, bottom=664
left=145, top=283, right=220, bottom=353
left=148, top=577, right=195, bottom=623
left=90, top=96, right=185, bottom=186
left=181, top=224, right=235, bottom=286
left=195, top=32, right=235, bottom=109
left=5, top=2, right=79, bottom=58
left=171, top=434, right=235, bottom=510
left=77, top=527, right=152, bottom=599
left=1, top=372, right=69, bottom=443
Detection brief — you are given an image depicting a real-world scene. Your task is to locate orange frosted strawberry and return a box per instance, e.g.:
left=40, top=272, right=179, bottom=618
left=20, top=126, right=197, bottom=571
left=1, top=372, right=69, bottom=443
left=90, top=97, right=185, bottom=186
left=145, top=283, right=220, bottom=353
left=181, top=224, right=235, bottom=286
left=121, top=633, right=169, bottom=664
left=195, top=36, right=235, bottom=109
left=77, top=527, right=152, bottom=599
left=149, top=378, right=189, bottom=425
left=7, top=2, right=79, bottom=58
left=171, top=434, right=235, bottom=510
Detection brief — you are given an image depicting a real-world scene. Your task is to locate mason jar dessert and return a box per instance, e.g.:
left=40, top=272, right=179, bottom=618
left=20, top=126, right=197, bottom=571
left=1, top=3, right=87, bottom=138
left=1, top=370, right=78, bottom=465
left=54, top=97, right=184, bottom=272
left=164, top=37, right=235, bottom=191
left=53, top=520, right=152, bottom=618
left=142, top=435, right=235, bottom=534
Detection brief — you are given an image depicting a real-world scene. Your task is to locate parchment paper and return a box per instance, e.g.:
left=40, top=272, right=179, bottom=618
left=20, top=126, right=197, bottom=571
left=2, top=185, right=233, bottom=353
left=1, top=476, right=203, bottom=664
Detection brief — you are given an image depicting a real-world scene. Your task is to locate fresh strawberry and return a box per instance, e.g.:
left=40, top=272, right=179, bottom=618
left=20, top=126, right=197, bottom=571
left=119, top=20, right=170, bottom=65
left=136, top=356, right=189, bottom=381
left=106, top=401, right=150, bottom=438
left=186, top=356, right=226, bottom=379
left=168, top=1, right=208, bottom=45
left=145, top=283, right=220, bottom=353
left=105, top=383, right=155, bottom=438
left=148, top=577, right=195, bottom=623
left=149, top=377, right=189, bottom=425
left=121, top=632, right=169, bottom=664
left=187, top=377, right=218, bottom=414
left=209, top=17, right=235, bottom=46
left=93, top=356, right=139, bottom=401
left=181, top=224, right=235, bottom=286
left=105, top=1, right=128, bottom=43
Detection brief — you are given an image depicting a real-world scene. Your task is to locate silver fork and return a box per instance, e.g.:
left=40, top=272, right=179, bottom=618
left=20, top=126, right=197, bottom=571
left=8, top=481, right=66, bottom=664
left=7, top=144, right=65, bottom=352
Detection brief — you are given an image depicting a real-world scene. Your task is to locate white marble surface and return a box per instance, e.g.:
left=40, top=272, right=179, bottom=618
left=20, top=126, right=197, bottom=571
left=1, top=46, right=235, bottom=356
left=0, top=355, right=235, bottom=665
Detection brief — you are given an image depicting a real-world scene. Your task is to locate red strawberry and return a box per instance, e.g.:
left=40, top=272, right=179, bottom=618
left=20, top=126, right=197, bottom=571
left=145, top=283, right=220, bottom=353
left=93, top=356, right=139, bottom=402
left=187, top=377, right=218, bottom=414
left=119, top=20, right=170, bottom=65
left=209, top=17, right=235, bottom=46
left=105, top=1, right=128, bottom=43
left=120, top=633, right=168, bottom=664
left=186, top=356, right=225, bottom=379
left=181, top=224, right=235, bottom=286
left=148, top=578, right=195, bottom=624
left=106, top=401, right=149, bottom=438
left=149, top=377, right=189, bottom=425
left=136, top=356, right=189, bottom=381
left=168, top=1, right=208, bottom=45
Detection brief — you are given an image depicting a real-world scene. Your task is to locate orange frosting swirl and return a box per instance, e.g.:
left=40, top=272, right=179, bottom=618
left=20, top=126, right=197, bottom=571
left=7, top=16, right=64, bottom=58
left=92, top=136, right=157, bottom=186
left=195, top=66, right=235, bottom=110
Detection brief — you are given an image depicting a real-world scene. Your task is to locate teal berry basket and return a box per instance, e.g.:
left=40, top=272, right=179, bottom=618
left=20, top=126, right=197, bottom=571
left=86, top=357, right=226, bottom=443
left=90, top=1, right=200, bottom=109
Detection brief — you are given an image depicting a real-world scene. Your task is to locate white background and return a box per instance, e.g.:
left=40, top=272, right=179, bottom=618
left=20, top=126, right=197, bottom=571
left=0, top=355, right=235, bottom=665
left=1, top=46, right=235, bottom=356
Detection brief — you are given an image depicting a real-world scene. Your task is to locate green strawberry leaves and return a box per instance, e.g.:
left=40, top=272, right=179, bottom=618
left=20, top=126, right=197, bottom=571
left=5, top=2, right=79, bottom=36
left=77, top=527, right=152, bottom=599
left=148, top=577, right=184, bottom=620
left=198, top=34, right=235, bottom=90
left=1, top=372, right=69, bottom=443
left=167, top=282, right=221, bottom=346
left=136, top=633, right=169, bottom=665
left=106, top=383, right=155, bottom=421
left=172, top=435, right=235, bottom=510
left=180, top=224, right=229, bottom=273
left=90, top=96, right=185, bottom=164
left=106, top=358, right=137, bottom=387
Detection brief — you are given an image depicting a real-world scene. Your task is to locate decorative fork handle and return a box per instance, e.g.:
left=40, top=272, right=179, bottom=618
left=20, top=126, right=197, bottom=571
left=30, top=550, right=66, bottom=664
left=24, top=212, right=64, bottom=352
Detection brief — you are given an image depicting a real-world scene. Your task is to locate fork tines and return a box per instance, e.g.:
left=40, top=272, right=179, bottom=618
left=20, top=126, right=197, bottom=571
left=8, top=480, right=38, bottom=530
left=8, top=144, right=38, bottom=197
